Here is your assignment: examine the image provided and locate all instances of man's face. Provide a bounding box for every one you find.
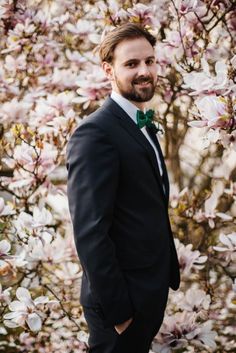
[103,37,157,108]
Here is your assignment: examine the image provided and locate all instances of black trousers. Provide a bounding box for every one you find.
[83,305,165,353]
[83,263,170,353]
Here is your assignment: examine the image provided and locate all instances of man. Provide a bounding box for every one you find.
[66,23,180,353]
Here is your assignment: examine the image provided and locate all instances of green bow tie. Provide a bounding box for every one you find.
[136,109,155,129]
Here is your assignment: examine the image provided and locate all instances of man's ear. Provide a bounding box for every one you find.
[102,61,114,81]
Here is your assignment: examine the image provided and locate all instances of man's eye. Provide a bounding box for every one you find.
[126,62,136,68]
[146,59,154,65]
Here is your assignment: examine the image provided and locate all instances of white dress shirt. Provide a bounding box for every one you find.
[110,91,163,178]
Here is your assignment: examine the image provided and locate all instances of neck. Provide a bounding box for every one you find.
[129,100,146,111]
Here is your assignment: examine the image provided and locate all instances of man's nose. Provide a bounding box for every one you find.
[137,62,150,76]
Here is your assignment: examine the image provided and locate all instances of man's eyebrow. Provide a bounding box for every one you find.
[122,56,155,64]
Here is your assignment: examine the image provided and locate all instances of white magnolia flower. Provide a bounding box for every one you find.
[186,320,217,349]
[154,312,216,352]
[54,262,81,283]
[213,232,236,276]
[0,238,27,269]
[214,232,236,253]
[15,207,52,231]
[0,239,12,269]
[0,284,12,305]
[178,287,211,315]
[25,233,68,263]
[193,181,232,228]
[4,287,50,332]
[175,239,207,276]
[0,197,15,216]
[66,19,95,36]
[0,239,11,257]
[14,207,54,242]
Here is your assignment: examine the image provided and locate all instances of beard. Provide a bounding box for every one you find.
[115,75,156,102]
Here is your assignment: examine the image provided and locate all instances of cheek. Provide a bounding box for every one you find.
[114,66,134,80]
[151,66,158,79]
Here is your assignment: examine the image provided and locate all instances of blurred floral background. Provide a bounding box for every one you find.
[0,0,235,352]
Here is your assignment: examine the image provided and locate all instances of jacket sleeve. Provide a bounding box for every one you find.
[66,121,134,328]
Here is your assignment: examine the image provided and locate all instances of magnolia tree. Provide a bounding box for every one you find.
[0,0,235,352]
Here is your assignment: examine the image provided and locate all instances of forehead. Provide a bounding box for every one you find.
[113,37,155,63]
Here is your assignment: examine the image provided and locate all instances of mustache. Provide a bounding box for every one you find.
[132,77,153,84]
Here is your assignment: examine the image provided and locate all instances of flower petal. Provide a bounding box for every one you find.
[9,300,27,312]
[3,320,20,328]
[34,296,49,305]
[3,312,20,319]
[0,240,11,254]
[26,313,42,332]
[16,287,33,306]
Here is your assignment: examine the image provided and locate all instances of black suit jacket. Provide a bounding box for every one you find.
[66,97,180,328]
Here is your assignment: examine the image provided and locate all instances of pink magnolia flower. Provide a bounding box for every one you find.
[160,30,185,62]
[38,67,78,90]
[177,287,211,317]
[0,98,32,123]
[46,91,76,114]
[0,1,13,19]
[13,141,57,176]
[65,49,87,66]
[30,91,76,128]
[175,239,207,276]
[97,0,128,24]
[127,3,159,26]
[189,95,235,130]
[4,53,27,73]
[154,312,216,352]
[11,18,36,36]
[2,18,36,54]
[73,67,111,109]
[3,287,53,331]
[182,59,231,95]
[2,170,36,191]
[30,101,57,126]
[185,320,217,350]
[177,0,204,15]
[37,111,76,135]
[34,50,56,70]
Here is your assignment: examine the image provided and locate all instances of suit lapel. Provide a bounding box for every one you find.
[146,127,170,202]
[103,98,168,204]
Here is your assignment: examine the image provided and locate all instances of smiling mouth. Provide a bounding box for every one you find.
[134,80,152,85]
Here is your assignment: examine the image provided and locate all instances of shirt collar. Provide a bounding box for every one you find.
[110,91,141,124]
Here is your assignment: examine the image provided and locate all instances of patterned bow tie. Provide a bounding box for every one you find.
[136,109,155,129]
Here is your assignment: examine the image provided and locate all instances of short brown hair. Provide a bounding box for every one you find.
[99,23,156,63]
